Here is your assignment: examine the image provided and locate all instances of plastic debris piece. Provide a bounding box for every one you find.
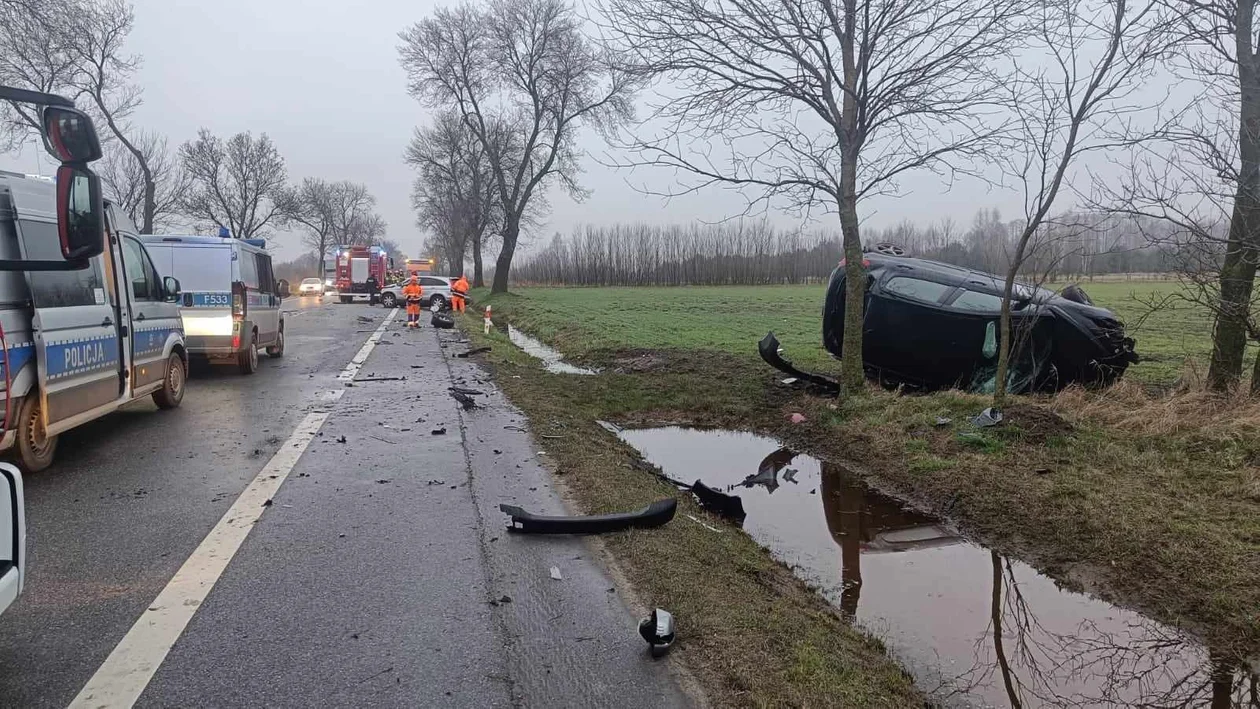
[934,417,952,427]
[549,566,563,580]
[639,608,676,658]
[691,481,746,521]
[501,498,677,534]
[431,427,447,435]
[970,407,1004,428]
[596,420,623,434]
[789,413,807,424]
[456,347,491,358]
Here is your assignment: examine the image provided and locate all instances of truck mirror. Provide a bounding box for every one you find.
[163,276,181,302]
[55,164,104,262]
[41,106,103,163]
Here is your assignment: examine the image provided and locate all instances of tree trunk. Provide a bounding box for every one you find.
[141,178,156,234]
[836,0,865,397]
[1207,235,1258,392]
[492,218,519,294]
[472,233,484,288]
[1250,337,1260,395]
[1209,6,1260,392]
[995,230,1035,406]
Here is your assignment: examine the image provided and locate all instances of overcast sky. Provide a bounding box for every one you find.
[2,0,1032,263]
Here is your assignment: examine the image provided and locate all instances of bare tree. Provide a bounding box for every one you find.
[99,129,187,232]
[1104,0,1260,393]
[0,0,77,150]
[602,0,1022,395]
[990,0,1169,404]
[398,0,635,293]
[407,111,500,281]
[178,128,288,240]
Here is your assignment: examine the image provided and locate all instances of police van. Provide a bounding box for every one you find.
[0,91,188,475]
[140,234,287,374]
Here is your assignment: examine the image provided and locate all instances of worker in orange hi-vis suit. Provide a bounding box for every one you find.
[451,275,470,314]
[402,275,424,328]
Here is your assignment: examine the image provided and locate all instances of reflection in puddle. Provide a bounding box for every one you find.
[505,325,598,375]
[619,427,1258,708]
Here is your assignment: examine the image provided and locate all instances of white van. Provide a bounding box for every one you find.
[0,174,189,472]
[140,235,287,374]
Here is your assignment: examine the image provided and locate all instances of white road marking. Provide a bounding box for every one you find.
[338,308,398,382]
[67,309,400,709]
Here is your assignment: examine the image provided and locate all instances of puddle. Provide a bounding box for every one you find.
[505,325,597,375]
[619,427,1258,708]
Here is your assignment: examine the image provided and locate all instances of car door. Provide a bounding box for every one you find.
[862,275,959,386]
[8,186,124,429]
[120,236,175,392]
[254,252,279,344]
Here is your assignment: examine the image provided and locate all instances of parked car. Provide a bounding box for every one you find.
[762,246,1138,395]
[377,276,452,309]
[298,278,323,296]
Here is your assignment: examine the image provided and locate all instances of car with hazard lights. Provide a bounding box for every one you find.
[0,87,189,475]
[140,234,288,375]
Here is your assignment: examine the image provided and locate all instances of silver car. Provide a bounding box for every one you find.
[378,276,452,309]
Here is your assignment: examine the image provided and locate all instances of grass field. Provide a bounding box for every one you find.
[480,281,1255,387]
[463,280,1260,706]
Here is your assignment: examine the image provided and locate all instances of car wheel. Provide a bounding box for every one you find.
[153,352,186,409]
[15,394,56,473]
[430,294,447,309]
[238,333,259,375]
[873,242,910,257]
[266,326,285,358]
[381,292,397,308]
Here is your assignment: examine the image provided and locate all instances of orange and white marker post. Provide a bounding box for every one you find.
[484,305,492,334]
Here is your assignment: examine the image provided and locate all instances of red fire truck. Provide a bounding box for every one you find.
[335,246,391,303]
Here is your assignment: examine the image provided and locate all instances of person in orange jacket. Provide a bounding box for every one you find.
[402,275,424,328]
[451,274,469,314]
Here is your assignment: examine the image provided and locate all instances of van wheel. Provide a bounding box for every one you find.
[238,333,259,375]
[266,327,285,358]
[153,353,186,409]
[15,395,56,473]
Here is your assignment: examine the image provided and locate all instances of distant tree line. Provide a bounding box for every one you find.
[511,210,1187,286]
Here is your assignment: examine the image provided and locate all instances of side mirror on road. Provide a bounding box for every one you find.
[163,276,181,302]
[276,279,289,299]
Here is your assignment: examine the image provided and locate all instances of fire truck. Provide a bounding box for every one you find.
[334,246,390,304]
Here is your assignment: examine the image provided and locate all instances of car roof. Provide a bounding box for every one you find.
[140,234,270,254]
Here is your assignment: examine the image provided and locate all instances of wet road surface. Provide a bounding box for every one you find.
[0,296,688,708]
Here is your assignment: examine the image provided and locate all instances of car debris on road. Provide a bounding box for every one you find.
[499,498,677,534]
[639,608,676,658]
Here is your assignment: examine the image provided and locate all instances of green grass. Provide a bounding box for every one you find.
[466,281,1260,673]
[477,280,1257,387]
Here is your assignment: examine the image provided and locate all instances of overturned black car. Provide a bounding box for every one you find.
[763,248,1138,394]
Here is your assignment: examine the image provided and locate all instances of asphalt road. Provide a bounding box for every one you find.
[0,296,689,708]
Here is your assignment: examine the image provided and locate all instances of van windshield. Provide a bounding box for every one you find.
[172,247,232,291]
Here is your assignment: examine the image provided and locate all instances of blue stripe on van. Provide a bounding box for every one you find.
[45,335,119,380]
[0,343,35,383]
[183,291,232,308]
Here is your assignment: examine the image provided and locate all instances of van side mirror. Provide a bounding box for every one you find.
[55,165,104,262]
[41,106,103,163]
[276,279,289,298]
[163,276,181,302]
